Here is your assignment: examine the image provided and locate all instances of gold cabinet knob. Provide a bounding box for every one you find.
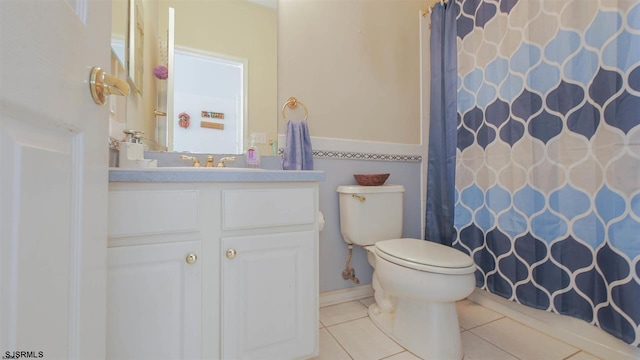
[186,253,198,264]
[226,248,237,259]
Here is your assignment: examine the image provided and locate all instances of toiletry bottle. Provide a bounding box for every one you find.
[246,135,261,168]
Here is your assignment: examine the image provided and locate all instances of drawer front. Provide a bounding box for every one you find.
[223,188,315,230]
[109,190,199,237]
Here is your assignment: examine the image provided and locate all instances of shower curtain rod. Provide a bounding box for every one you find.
[422,0,448,16]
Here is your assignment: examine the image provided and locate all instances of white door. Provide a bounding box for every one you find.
[107,242,202,360]
[222,231,317,360]
[0,1,111,359]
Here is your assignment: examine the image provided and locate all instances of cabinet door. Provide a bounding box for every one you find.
[222,231,318,360]
[107,241,201,360]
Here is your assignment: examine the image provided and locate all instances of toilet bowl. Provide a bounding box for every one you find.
[337,185,476,360]
[370,238,475,360]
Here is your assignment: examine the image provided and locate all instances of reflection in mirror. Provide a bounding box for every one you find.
[109,51,128,141]
[159,0,277,155]
[129,0,144,94]
[111,0,127,69]
[110,0,130,143]
[171,49,246,154]
[110,0,277,156]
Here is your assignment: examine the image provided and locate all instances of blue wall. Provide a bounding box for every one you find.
[314,157,422,293]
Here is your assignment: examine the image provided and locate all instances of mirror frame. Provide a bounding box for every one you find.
[127,0,144,94]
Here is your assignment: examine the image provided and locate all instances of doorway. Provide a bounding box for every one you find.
[172,48,246,154]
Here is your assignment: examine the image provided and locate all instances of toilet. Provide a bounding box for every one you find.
[337,184,476,360]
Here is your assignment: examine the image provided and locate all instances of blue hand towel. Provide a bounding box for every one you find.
[283,120,313,170]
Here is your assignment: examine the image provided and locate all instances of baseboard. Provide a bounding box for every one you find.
[468,289,640,360]
[319,284,374,308]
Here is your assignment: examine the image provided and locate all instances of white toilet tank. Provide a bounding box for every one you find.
[337,184,405,246]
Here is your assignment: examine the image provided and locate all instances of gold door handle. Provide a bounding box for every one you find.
[90,67,130,105]
[226,248,237,259]
[186,253,198,264]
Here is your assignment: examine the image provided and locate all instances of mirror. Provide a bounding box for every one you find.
[111,0,143,93]
[111,0,127,69]
[110,0,278,155]
[110,0,129,143]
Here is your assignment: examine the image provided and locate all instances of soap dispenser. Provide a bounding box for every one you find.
[118,130,157,169]
[246,134,261,168]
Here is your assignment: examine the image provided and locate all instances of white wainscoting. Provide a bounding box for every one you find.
[278,135,423,160]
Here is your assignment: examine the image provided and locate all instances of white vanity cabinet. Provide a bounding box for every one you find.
[107,180,319,360]
[107,185,208,360]
[107,241,202,360]
[220,187,318,359]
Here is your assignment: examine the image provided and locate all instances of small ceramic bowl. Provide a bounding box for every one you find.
[353,173,390,186]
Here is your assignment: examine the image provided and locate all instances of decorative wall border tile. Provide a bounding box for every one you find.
[313,150,421,162]
[277,135,423,163]
[277,148,422,162]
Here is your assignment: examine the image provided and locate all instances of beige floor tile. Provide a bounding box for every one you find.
[470,318,578,360]
[456,299,503,330]
[382,351,421,360]
[309,328,351,360]
[320,300,369,327]
[565,351,603,360]
[327,317,404,360]
[461,331,517,360]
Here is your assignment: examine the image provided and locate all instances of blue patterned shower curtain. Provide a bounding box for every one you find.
[452,0,640,346]
[425,1,457,246]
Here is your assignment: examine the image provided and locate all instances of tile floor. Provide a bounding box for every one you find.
[312,298,603,360]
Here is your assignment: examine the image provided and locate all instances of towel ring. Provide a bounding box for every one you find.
[281,97,309,121]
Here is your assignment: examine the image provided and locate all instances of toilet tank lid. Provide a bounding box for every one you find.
[336,184,405,194]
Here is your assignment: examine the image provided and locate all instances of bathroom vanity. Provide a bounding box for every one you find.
[107,168,323,359]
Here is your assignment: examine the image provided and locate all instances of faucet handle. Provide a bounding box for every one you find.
[216,156,237,167]
[180,155,201,167]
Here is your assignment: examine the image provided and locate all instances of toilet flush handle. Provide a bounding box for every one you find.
[352,194,366,203]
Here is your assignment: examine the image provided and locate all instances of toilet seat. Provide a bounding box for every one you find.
[375,238,476,275]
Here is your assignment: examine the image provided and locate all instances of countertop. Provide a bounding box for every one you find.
[109,167,325,182]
